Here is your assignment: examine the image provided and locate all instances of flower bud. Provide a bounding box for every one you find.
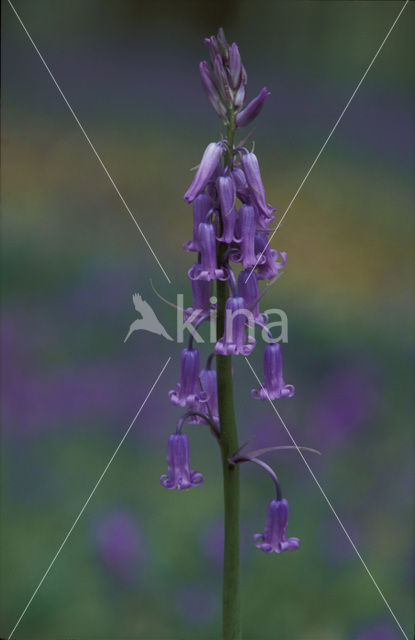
[184,142,224,203]
[235,87,271,128]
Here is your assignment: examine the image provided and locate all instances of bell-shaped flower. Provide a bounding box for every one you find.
[254,233,287,281]
[188,223,227,281]
[251,343,294,400]
[241,152,275,219]
[237,269,266,323]
[235,87,271,128]
[215,296,256,356]
[169,348,203,408]
[185,278,211,320]
[232,168,250,203]
[160,433,204,490]
[198,368,219,426]
[254,498,300,553]
[183,194,212,252]
[233,205,262,268]
[184,142,224,203]
[217,176,237,243]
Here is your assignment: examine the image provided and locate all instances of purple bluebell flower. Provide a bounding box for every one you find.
[199,61,227,122]
[254,498,299,554]
[235,87,271,128]
[169,348,202,407]
[237,269,266,323]
[160,432,204,490]
[215,296,256,356]
[188,223,227,281]
[254,232,287,280]
[217,176,237,243]
[232,168,250,203]
[198,367,219,425]
[183,193,213,252]
[251,343,294,400]
[184,142,224,203]
[241,152,275,220]
[185,278,212,319]
[233,204,261,269]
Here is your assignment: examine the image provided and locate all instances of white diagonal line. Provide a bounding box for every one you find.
[7,356,171,640]
[7,0,171,285]
[244,356,409,640]
[245,0,409,284]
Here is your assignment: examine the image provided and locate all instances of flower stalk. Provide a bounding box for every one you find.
[217,247,241,640]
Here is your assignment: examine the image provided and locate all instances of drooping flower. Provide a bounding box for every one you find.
[188,223,227,281]
[184,142,224,203]
[237,269,266,323]
[160,433,204,490]
[215,296,255,356]
[254,498,299,554]
[169,348,203,407]
[232,167,250,203]
[241,152,275,219]
[251,343,294,400]
[235,87,271,128]
[217,175,237,243]
[254,232,287,281]
[233,204,261,269]
[198,367,219,425]
[183,193,213,252]
[185,278,212,319]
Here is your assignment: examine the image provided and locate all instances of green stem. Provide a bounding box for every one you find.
[216,111,240,640]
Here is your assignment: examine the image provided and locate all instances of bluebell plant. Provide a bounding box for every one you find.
[161,28,307,639]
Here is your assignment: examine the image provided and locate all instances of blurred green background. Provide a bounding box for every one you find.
[1,1,414,638]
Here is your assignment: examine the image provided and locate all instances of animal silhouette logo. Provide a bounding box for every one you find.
[124,293,173,342]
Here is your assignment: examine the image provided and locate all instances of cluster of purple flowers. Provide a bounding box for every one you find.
[160,29,298,555]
